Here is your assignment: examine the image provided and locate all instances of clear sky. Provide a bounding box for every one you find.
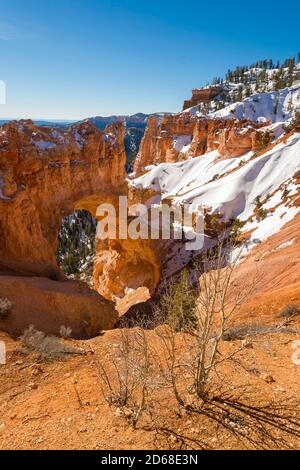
[0,0,299,120]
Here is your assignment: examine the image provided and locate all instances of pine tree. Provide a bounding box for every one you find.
[236,85,243,101]
[288,58,295,73]
[274,97,279,115]
[162,269,198,332]
[287,97,293,112]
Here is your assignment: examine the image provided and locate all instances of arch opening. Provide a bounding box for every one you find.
[56,209,97,286]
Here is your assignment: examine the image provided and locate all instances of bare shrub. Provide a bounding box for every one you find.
[277,304,300,319]
[59,325,72,338]
[156,240,255,401]
[135,241,252,417]
[95,322,162,428]
[223,323,274,341]
[19,325,83,361]
[0,298,12,320]
[254,196,268,222]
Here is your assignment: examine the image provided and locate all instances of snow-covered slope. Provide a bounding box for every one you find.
[131,132,300,250]
[209,83,300,123]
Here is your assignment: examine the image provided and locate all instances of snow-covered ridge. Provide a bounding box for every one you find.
[186,83,300,124]
[209,83,300,123]
[183,60,300,125]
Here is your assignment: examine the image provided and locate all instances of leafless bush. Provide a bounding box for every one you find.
[154,240,255,402]
[0,297,12,320]
[277,304,300,319]
[223,323,274,341]
[59,325,72,338]
[95,321,163,428]
[19,325,83,361]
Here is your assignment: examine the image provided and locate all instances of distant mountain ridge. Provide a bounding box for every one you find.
[0,119,74,128]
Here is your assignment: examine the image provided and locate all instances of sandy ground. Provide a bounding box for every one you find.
[0,319,299,450]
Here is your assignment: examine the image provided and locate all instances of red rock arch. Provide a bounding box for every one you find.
[0,119,127,279]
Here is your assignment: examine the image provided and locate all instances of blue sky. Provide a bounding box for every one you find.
[0,0,299,120]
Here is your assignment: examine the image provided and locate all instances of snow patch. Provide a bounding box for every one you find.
[209,84,300,123]
[173,135,192,152]
[0,177,10,200]
[33,140,57,150]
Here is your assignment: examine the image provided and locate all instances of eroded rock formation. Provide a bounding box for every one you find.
[134,114,268,176]
[183,86,223,110]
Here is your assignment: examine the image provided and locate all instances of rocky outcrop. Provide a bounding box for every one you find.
[0,119,166,324]
[93,229,161,304]
[133,114,195,175]
[0,119,126,278]
[183,86,223,110]
[134,114,268,176]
